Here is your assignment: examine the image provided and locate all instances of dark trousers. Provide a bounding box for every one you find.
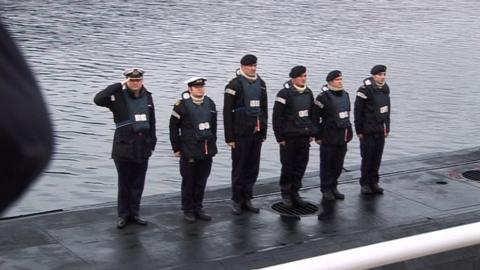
[279,137,310,199]
[360,134,385,186]
[180,157,212,212]
[231,133,263,203]
[320,143,347,192]
[114,159,148,218]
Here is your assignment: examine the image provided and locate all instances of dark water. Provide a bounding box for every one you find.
[1,0,479,217]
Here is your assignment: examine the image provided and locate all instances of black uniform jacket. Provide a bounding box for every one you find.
[223,71,268,142]
[94,83,157,162]
[169,96,218,160]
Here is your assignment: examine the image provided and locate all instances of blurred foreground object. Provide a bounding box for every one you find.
[0,20,54,213]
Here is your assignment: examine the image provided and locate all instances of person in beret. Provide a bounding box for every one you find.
[273,65,317,207]
[94,67,157,229]
[314,70,353,204]
[223,54,268,215]
[354,65,390,195]
[169,77,217,223]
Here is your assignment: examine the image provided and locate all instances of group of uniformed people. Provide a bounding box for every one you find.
[95,54,391,228]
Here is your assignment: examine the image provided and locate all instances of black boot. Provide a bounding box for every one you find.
[231,202,242,215]
[292,193,308,206]
[195,210,212,221]
[361,185,373,195]
[332,187,345,200]
[243,200,260,213]
[132,216,148,225]
[370,183,384,194]
[184,212,196,223]
[282,197,294,208]
[116,217,127,229]
[322,190,335,201]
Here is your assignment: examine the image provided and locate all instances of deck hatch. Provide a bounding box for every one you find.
[462,170,480,181]
[271,201,318,216]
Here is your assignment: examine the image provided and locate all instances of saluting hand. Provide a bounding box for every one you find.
[174,151,181,157]
[228,142,236,149]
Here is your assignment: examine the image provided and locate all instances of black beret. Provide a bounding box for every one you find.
[370,65,387,75]
[240,54,257,65]
[289,65,307,78]
[326,70,342,82]
[123,67,144,78]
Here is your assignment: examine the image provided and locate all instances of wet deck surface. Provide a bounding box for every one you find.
[1,148,480,270]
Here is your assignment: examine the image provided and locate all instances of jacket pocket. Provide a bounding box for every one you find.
[113,137,135,160]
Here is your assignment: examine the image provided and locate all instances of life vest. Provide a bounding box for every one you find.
[282,81,314,136]
[363,78,390,124]
[322,86,351,128]
[286,82,313,128]
[115,89,151,132]
[236,75,262,117]
[182,92,214,141]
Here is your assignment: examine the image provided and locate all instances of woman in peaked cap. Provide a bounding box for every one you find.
[169,76,217,223]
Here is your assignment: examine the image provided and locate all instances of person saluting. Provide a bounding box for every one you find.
[94,68,156,229]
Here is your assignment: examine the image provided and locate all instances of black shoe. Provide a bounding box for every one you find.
[282,198,294,208]
[371,183,384,194]
[116,217,127,229]
[293,195,309,206]
[184,212,196,223]
[133,216,147,225]
[317,212,332,221]
[195,210,212,221]
[361,185,373,195]
[322,190,335,201]
[243,200,260,213]
[231,202,242,215]
[332,187,345,200]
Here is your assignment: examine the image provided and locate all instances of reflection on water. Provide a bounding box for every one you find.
[1,0,479,216]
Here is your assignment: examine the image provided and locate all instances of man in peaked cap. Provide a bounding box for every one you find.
[273,65,317,207]
[354,65,390,196]
[94,67,157,229]
[314,70,353,204]
[223,54,268,215]
[169,76,217,223]
[123,67,144,79]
